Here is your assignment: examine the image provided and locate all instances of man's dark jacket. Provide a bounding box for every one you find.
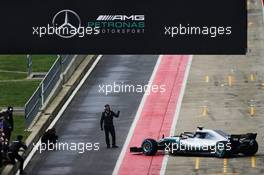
[100,110,120,129]
[9,140,27,154]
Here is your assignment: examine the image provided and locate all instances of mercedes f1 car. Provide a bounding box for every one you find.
[130,127,258,158]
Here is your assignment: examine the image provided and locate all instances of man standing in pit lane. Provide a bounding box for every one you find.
[100,104,120,148]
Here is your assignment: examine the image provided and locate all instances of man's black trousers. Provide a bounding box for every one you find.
[104,125,116,146]
[8,153,24,172]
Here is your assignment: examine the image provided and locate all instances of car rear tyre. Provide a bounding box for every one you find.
[242,140,258,156]
[215,141,231,158]
[141,139,158,156]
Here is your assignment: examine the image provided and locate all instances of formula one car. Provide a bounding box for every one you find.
[130,127,258,158]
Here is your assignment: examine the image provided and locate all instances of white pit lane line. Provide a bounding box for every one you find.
[112,55,162,175]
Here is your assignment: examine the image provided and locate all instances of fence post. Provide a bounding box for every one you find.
[41,83,44,106]
[27,54,32,77]
[58,55,62,73]
[59,55,65,82]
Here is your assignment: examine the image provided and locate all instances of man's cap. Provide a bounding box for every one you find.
[7,106,13,111]
[104,104,110,107]
[48,128,56,133]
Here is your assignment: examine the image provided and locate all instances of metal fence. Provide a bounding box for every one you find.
[25,55,74,127]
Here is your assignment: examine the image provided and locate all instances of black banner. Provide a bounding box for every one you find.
[0,0,247,54]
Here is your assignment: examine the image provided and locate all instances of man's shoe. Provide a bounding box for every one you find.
[107,145,110,149]
[20,171,26,175]
[112,145,119,148]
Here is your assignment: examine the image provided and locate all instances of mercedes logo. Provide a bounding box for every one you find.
[52,9,81,38]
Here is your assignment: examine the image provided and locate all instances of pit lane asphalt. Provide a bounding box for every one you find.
[24,55,158,175]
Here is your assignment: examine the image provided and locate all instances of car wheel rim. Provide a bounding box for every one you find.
[143,142,151,152]
[217,149,224,157]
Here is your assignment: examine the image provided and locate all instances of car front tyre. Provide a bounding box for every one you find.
[141,139,158,156]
